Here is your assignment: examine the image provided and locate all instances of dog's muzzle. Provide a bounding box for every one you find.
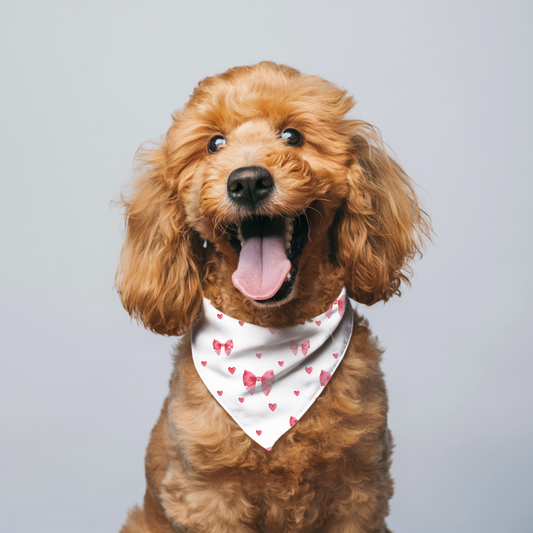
[225,166,308,303]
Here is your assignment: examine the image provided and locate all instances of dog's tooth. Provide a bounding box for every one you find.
[285,218,294,235]
[285,230,293,246]
[284,218,294,249]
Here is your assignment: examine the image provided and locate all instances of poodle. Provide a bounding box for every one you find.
[116,61,430,533]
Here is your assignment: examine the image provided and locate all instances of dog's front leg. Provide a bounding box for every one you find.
[161,458,260,533]
[161,483,259,533]
[315,492,393,533]
[314,450,394,533]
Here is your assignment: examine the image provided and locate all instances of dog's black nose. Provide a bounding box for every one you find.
[227,166,274,209]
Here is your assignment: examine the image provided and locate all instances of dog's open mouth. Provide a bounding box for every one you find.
[227,214,309,303]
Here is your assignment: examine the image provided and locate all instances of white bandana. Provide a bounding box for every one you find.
[191,288,355,450]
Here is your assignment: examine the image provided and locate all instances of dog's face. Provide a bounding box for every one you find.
[182,65,356,307]
[117,62,429,335]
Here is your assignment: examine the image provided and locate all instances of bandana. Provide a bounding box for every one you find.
[190,288,355,450]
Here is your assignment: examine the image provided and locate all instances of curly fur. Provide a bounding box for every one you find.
[117,62,430,532]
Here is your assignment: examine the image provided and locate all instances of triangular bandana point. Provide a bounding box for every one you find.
[191,288,355,449]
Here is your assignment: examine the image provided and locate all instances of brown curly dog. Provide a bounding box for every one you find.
[116,61,430,533]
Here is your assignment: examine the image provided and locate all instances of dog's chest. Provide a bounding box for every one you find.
[165,399,354,530]
[163,317,390,531]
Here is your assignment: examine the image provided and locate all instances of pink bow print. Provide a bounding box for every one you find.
[290,340,310,356]
[213,339,233,356]
[243,370,275,396]
[325,294,345,319]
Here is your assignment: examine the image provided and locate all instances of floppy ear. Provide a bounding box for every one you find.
[116,146,203,336]
[336,122,431,305]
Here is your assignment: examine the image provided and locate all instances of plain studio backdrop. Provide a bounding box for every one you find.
[1,1,531,532]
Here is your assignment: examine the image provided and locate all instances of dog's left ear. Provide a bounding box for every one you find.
[335,122,431,305]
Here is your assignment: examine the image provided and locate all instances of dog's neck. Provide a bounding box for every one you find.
[202,262,345,328]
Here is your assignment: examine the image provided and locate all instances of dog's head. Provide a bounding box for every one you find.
[117,62,430,335]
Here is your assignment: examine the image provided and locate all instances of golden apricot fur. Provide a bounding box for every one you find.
[116,62,430,532]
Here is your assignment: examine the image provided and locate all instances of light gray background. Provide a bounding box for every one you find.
[1,1,531,532]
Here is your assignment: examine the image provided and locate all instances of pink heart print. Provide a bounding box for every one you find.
[278,361,284,367]
[289,416,298,427]
[217,390,223,396]
[332,353,339,359]
[294,390,300,396]
[346,326,353,334]
[315,320,321,326]
[238,397,244,403]
[243,370,275,396]
[228,367,236,374]
[319,370,332,387]
[290,339,310,356]
[268,403,277,411]
[305,367,313,374]
[201,361,207,367]
[238,321,244,326]
[325,294,346,319]
[256,353,262,359]
[217,313,223,320]
[268,328,276,334]
[256,430,262,436]
[213,339,233,356]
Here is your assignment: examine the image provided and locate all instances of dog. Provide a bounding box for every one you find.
[116,61,430,533]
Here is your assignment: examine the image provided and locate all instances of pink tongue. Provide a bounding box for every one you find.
[232,233,291,300]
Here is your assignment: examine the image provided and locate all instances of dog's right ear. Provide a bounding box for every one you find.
[116,145,203,336]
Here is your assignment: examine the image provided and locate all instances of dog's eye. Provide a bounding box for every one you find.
[208,135,226,153]
[281,129,303,147]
